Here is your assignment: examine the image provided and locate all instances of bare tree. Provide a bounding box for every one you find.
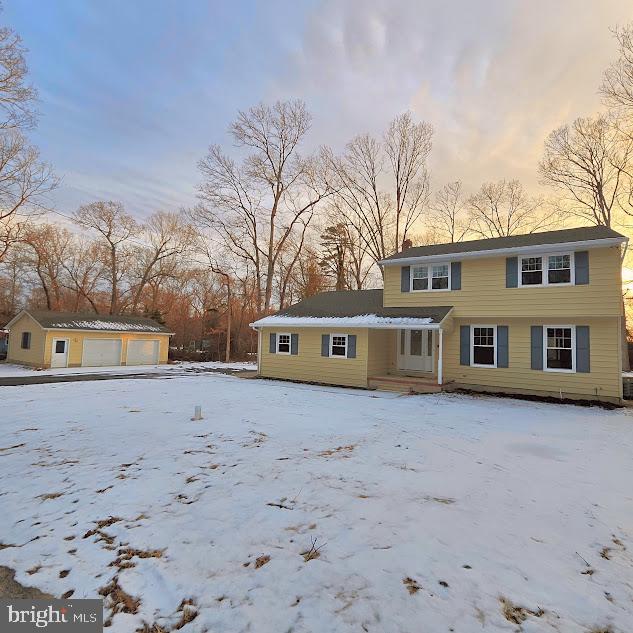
[60,239,104,313]
[73,201,137,314]
[129,211,195,311]
[539,114,633,225]
[324,112,432,267]
[467,179,550,238]
[601,23,633,116]
[384,113,433,251]
[429,181,471,243]
[324,136,392,265]
[0,22,58,261]
[24,223,71,310]
[195,100,332,313]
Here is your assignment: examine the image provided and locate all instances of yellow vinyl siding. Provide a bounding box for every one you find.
[443,317,622,401]
[367,330,396,376]
[42,330,170,367]
[6,313,46,367]
[6,312,170,368]
[383,246,623,318]
[259,328,369,388]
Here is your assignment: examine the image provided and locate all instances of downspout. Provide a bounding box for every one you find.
[250,324,261,375]
[621,237,630,373]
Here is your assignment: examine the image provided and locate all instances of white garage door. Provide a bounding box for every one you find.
[126,339,159,366]
[82,339,122,367]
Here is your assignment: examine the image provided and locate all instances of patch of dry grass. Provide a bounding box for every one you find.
[254,555,270,569]
[317,444,355,458]
[499,596,544,625]
[403,577,421,595]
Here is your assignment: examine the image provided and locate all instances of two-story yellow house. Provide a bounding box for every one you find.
[251,226,627,404]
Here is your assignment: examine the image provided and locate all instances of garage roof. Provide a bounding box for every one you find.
[8,310,172,333]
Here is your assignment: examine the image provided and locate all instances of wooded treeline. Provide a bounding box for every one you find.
[1,21,633,360]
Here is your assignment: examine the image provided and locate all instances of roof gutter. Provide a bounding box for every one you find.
[378,237,626,266]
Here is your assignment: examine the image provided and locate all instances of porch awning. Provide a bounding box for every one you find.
[251,289,453,329]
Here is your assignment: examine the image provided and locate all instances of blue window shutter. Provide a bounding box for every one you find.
[531,326,543,370]
[269,333,276,354]
[290,333,299,355]
[576,326,590,372]
[575,251,589,285]
[460,325,470,366]
[497,326,509,367]
[347,335,357,358]
[321,334,330,357]
[506,257,518,288]
[401,266,411,292]
[451,262,461,290]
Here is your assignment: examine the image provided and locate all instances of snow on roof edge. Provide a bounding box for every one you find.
[251,314,436,328]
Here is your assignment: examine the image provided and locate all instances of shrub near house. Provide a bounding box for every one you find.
[252,226,626,404]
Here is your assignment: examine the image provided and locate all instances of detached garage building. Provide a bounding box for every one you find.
[5,310,172,368]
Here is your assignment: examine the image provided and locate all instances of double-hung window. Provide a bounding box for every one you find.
[547,254,571,284]
[411,263,450,291]
[276,333,291,354]
[519,253,573,286]
[431,264,449,289]
[330,334,348,357]
[521,257,542,285]
[544,326,574,372]
[471,326,496,367]
[411,265,428,290]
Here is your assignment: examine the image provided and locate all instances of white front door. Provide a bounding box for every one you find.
[398,329,434,372]
[51,338,69,368]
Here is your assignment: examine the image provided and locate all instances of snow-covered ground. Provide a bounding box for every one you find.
[0,360,256,377]
[1,375,632,632]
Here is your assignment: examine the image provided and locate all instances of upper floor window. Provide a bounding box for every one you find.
[548,254,571,284]
[519,253,573,287]
[411,263,450,292]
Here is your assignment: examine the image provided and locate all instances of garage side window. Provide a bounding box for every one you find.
[21,331,31,349]
[276,333,291,354]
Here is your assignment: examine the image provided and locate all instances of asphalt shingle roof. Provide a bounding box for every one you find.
[25,311,171,333]
[274,289,452,323]
[382,226,626,262]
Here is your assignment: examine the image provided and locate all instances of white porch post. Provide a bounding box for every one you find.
[256,328,262,375]
[438,328,443,385]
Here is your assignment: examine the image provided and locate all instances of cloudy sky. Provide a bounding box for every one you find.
[6,0,633,219]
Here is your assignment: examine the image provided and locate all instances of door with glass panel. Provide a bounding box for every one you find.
[398,329,434,372]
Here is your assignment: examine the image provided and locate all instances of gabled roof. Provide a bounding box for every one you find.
[252,289,452,328]
[380,226,627,264]
[7,310,172,334]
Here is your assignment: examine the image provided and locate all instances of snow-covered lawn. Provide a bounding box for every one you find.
[0,360,255,377]
[1,375,632,632]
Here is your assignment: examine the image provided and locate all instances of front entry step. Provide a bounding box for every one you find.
[368,375,442,394]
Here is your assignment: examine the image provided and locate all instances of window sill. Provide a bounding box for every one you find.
[517,282,573,288]
[410,288,452,293]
